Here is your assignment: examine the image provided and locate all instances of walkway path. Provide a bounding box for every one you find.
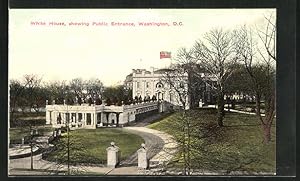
[224,108,266,116]
[9,124,177,175]
[207,104,271,117]
[120,128,164,166]
[123,127,177,165]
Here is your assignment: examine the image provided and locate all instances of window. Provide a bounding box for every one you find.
[156,82,163,88]
[137,82,140,89]
[146,82,150,88]
[87,113,91,125]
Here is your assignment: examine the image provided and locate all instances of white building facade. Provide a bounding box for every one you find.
[125,68,190,109]
[46,100,163,129]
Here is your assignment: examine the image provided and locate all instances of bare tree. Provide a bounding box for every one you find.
[160,60,209,175]
[9,79,27,125]
[162,65,188,110]
[46,80,70,104]
[193,28,238,127]
[234,14,276,143]
[85,78,104,100]
[69,78,86,101]
[174,48,205,109]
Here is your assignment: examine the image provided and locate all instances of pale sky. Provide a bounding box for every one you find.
[9,9,275,86]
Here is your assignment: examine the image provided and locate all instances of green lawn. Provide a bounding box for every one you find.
[9,125,54,141]
[147,108,276,173]
[44,128,144,165]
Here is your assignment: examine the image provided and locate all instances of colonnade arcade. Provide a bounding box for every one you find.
[47,110,122,128]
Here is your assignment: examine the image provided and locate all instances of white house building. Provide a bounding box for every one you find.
[45,68,218,129]
[125,68,190,109]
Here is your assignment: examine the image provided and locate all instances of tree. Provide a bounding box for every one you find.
[46,80,70,104]
[162,66,188,109]
[173,48,205,109]
[103,85,131,105]
[233,15,276,143]
[224,63,255,100]
[41,105,88,175]
[9,79,26,125]
[69,78,86,101]
[9,75,47,127]
[85,78,104,100]
[161,65,193,175]
[193,28,238,127]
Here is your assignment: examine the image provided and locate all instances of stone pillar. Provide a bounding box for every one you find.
[46,111,50,125]
[83,113,86,126]
[21,137,25,145]
[94,113,97,128]
[53,112,56,124]
[100,112,104,127]
[106,142,120,168]
[53,130,57,137]
[137,143,149,169]
[75,113,78,128]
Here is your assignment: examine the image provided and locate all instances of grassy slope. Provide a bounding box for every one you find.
[45,128,144,165]
[147,109,275,173]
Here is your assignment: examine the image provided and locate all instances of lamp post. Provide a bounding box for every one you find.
[30,128,34,170]
[64,99,70,175]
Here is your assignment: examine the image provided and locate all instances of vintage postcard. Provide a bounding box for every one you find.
[8,9,276,176]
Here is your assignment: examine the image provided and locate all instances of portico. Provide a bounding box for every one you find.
[46,100,161,129]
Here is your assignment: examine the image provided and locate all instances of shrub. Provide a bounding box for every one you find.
[10,119,46,128]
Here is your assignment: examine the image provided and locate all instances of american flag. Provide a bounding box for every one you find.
[160,51,171,59]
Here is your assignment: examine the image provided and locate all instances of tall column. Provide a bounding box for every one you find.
[102,113,105,124]
[46,111,50,125]
[94,113,97,128]
[92,113,94,126]
[143,80,146,98]
[83,113,86,126]
[100,112,104,123]
[152,80,155,97]
[132,81,136,98]
[53,112,56,125]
